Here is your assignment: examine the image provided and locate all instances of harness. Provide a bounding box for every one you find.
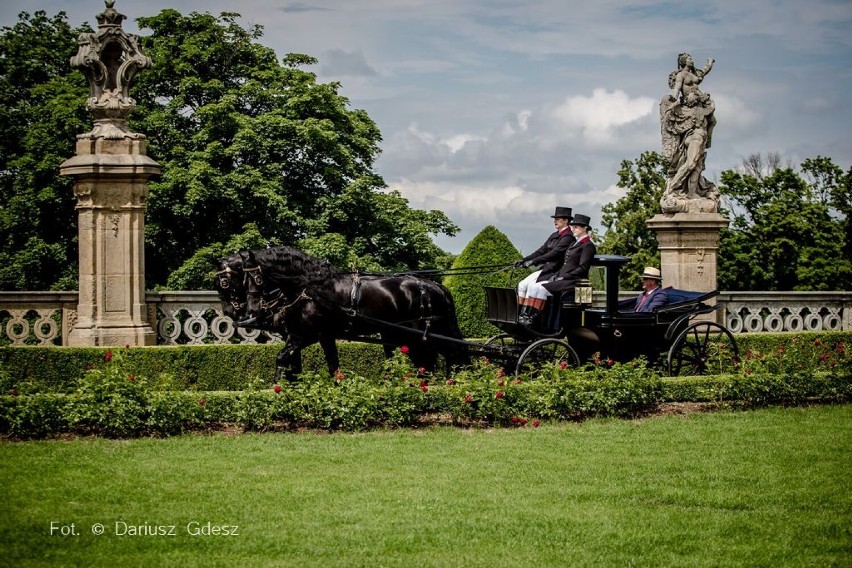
[244,265,311,320]
[214,267,246,312]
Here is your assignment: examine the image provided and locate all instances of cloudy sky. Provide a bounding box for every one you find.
[3,0,851,254]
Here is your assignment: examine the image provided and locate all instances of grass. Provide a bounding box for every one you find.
[1,405,850,567]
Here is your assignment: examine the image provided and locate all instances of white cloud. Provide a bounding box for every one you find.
[551,89,656,145]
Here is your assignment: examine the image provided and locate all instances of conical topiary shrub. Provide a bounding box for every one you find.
[444,225,526,338]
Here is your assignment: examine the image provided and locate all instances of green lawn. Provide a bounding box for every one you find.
[1,405,850,567]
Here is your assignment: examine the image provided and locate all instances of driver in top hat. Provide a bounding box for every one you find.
[513,206,576,325]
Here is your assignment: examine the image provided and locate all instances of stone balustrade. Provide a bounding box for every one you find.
[1,290,850,346]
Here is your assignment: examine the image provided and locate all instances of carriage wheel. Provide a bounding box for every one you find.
[515,338,580,376]
[484,333,520,351]
[483,333,526,363]
[667,322,739,376]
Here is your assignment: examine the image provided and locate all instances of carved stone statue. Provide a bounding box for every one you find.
[69,0,152,139]
[660,53,719,213]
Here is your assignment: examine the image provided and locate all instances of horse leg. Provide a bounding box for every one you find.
[319,336,340,375]
[275,342,302,382]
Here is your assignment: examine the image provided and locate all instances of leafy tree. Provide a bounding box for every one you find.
[596,151,665,289]
[130,10,457,289]
[0,11,90,290]
[0,10,458,291]
[718,155,852,291]
[443,225,521,338]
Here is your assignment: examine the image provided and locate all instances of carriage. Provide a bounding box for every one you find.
[214,248,739,380]
[481,254,739,376]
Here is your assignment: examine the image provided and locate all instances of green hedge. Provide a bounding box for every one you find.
[0,332,850,439]
[444,225,523,338]
[0,342,389,393]
[2,330,848,393]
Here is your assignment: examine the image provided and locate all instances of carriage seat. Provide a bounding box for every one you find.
[618,286,718,313]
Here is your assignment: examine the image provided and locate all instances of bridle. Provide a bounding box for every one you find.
[215,266,247,313]
[242,264,310,318]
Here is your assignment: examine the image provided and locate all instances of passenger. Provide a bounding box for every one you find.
[519,213,596,327]
[514,206,575,318]
[619,267,668,312]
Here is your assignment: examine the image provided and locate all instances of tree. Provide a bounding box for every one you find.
[718,154,852,291]
[130,10,457,289]
[443,225,521,338]
[0,10,458,291]
[0,11,90,290]
[596,151,665,289]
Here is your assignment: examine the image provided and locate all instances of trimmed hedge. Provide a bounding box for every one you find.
[444,225,524,338]
[0,342,389,393]
[2,330,848,393]
[0,332,849,438]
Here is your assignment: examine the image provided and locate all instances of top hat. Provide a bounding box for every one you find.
[641,267,662,280]
[569,213,592,227]
[550,206,573,219]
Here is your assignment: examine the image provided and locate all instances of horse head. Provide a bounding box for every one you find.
[213,252,249,322]
[241,249,291,326]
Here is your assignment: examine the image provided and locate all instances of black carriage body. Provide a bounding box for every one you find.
[485,255,736,375]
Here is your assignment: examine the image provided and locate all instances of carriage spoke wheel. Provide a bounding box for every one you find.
[515,338,580,376]
[667,321,739,376]
[484,333,521,353]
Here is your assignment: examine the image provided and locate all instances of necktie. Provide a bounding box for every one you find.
[635,293,649,312]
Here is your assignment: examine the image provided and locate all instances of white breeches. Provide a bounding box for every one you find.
[518,271,552,300]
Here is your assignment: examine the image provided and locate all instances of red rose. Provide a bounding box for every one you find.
[511,416,519,423]
[496,368,505,378]
[336,372,345,380]
[273,385,282,393]
[495,391,504,399]
[400,346,410,354]
[421,385,429,393]
[520,418,528,425]
[446,379,456,385]
[533,420,540,427]
[104,350,112,362]
[124,344,130,349]
[198,398,206,406]
[418,367,426,374]
[464,395,473,403]
[498,380,505,387]
[560,360,568,370]
[128,374,135,382]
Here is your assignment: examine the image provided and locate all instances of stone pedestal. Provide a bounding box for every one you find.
[60,137,160,346]
[646,212,728,293]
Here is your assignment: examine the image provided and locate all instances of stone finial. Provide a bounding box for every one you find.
[70,0,152,139]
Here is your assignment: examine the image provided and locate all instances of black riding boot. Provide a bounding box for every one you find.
[519,305,541,328]
[517,304,531,325]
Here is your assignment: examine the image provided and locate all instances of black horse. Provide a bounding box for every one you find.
[216,246,468,381]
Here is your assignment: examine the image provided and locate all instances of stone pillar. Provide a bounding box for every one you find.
[647,212,728,293]
[61,140,159,346]
[59,1,160,346]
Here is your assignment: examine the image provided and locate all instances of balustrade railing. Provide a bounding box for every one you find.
[1,290,850,346]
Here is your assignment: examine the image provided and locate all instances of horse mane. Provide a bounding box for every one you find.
[251,246,341,287]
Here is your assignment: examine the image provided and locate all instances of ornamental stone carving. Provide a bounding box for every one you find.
[69,0,152,140]
[660,53,720,214]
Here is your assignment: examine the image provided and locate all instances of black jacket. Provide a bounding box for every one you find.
[541,237,596,293]
[522,229,575,281]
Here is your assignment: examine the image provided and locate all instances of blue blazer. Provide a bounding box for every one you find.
[619,287,668,313]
